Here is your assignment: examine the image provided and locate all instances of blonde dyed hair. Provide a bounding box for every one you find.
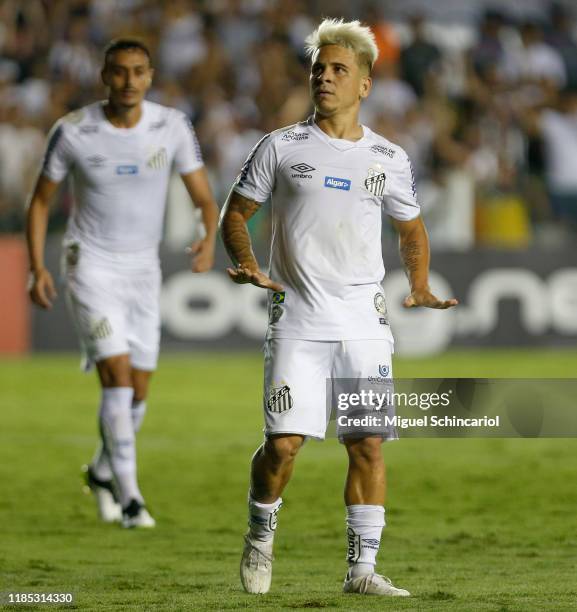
[304,18,379,73]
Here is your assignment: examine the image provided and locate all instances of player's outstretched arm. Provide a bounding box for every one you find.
[25,175,61,309]
[392,216,458,309]
[219,190,283,291]
[180,168,219,273]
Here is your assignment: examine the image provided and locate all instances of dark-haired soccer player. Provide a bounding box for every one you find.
[26,39,219,528]
[221,19,457,596]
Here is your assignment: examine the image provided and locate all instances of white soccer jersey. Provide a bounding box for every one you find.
[233,116,420,341]
[42,100,204,257]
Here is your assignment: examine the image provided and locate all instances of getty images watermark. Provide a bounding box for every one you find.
[326,379,577,438]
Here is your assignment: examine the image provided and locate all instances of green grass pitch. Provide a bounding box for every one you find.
[1,349,577,611]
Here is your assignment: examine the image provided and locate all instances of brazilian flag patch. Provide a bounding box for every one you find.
[272,292,286,304]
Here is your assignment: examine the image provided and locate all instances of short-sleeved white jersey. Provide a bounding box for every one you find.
[42,100,203,258]
[233,116,420,342]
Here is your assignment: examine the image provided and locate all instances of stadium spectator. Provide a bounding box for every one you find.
[546,3,577,89]
[504,20,567,91]
[536,88,577,227]
[400,13,442,97]
[470,9,507,78]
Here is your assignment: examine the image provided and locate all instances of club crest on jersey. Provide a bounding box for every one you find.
[89,317,113,340]
[267,385,293,413]
[324,176,351,191]
[270,304,284,324]
[147,147,168,169]
[364,165,386,197]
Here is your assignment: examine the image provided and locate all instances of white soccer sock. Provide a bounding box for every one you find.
[131,399,147,433]
[99,387,144,507]
[247,494,283,544]
[346,504,385,578]
[92,399,146,482]
[90,443,113,482]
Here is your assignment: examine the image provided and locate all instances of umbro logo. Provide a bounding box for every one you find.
[291,163,315,173]
[362,538,380,546]
[86,155,106,167]
[290,162,315,178]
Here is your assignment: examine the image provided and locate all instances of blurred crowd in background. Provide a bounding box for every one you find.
[1,0,577,251]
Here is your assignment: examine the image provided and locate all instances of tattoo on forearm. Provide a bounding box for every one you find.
[400,239,421,273]
[220,197,260,268]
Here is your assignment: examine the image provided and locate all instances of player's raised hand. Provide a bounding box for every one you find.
[29,268,57,309]
[186,239,215,273]
[403,288,458,309]
[226,266,284,292]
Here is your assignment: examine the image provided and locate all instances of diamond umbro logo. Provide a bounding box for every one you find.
[290,163,315,173]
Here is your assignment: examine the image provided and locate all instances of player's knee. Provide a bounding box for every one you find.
[264,435,303,466]
[97,356,132,388]
[346,437,383,466]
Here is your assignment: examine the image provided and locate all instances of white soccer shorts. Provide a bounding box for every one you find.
[263,339,397,441]
[63,245,161,371]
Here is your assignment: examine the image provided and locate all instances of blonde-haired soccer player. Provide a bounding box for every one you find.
[221,18,457,596]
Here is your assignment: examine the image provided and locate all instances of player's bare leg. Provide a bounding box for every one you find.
[241,434,304,594]
[342,437,409,596]
[86,355,154,528]
[251,434,304,502]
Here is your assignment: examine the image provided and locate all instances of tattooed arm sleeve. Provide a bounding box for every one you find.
[219,190,261,270]
[392,216,431,292]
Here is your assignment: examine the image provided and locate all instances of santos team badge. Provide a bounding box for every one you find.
[364,164,386,197]
[146,147,168,169]
[267,385,293,413]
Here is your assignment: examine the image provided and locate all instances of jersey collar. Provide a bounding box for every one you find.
[308,116,369,151]
[99,100,149,135]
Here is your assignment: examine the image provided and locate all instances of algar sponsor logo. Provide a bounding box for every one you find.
[324,176,351,190]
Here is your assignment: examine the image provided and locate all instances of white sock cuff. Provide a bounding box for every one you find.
[102,387,134,404]
[346,504,386,528]
[249,495,283,513]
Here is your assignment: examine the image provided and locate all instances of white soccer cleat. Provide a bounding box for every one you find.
[240,535,274,594]
[83,465,122,523]
[343,572,410,597]
[121,499,156,529]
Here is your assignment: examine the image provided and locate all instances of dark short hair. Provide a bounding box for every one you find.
[103,38,151,68]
